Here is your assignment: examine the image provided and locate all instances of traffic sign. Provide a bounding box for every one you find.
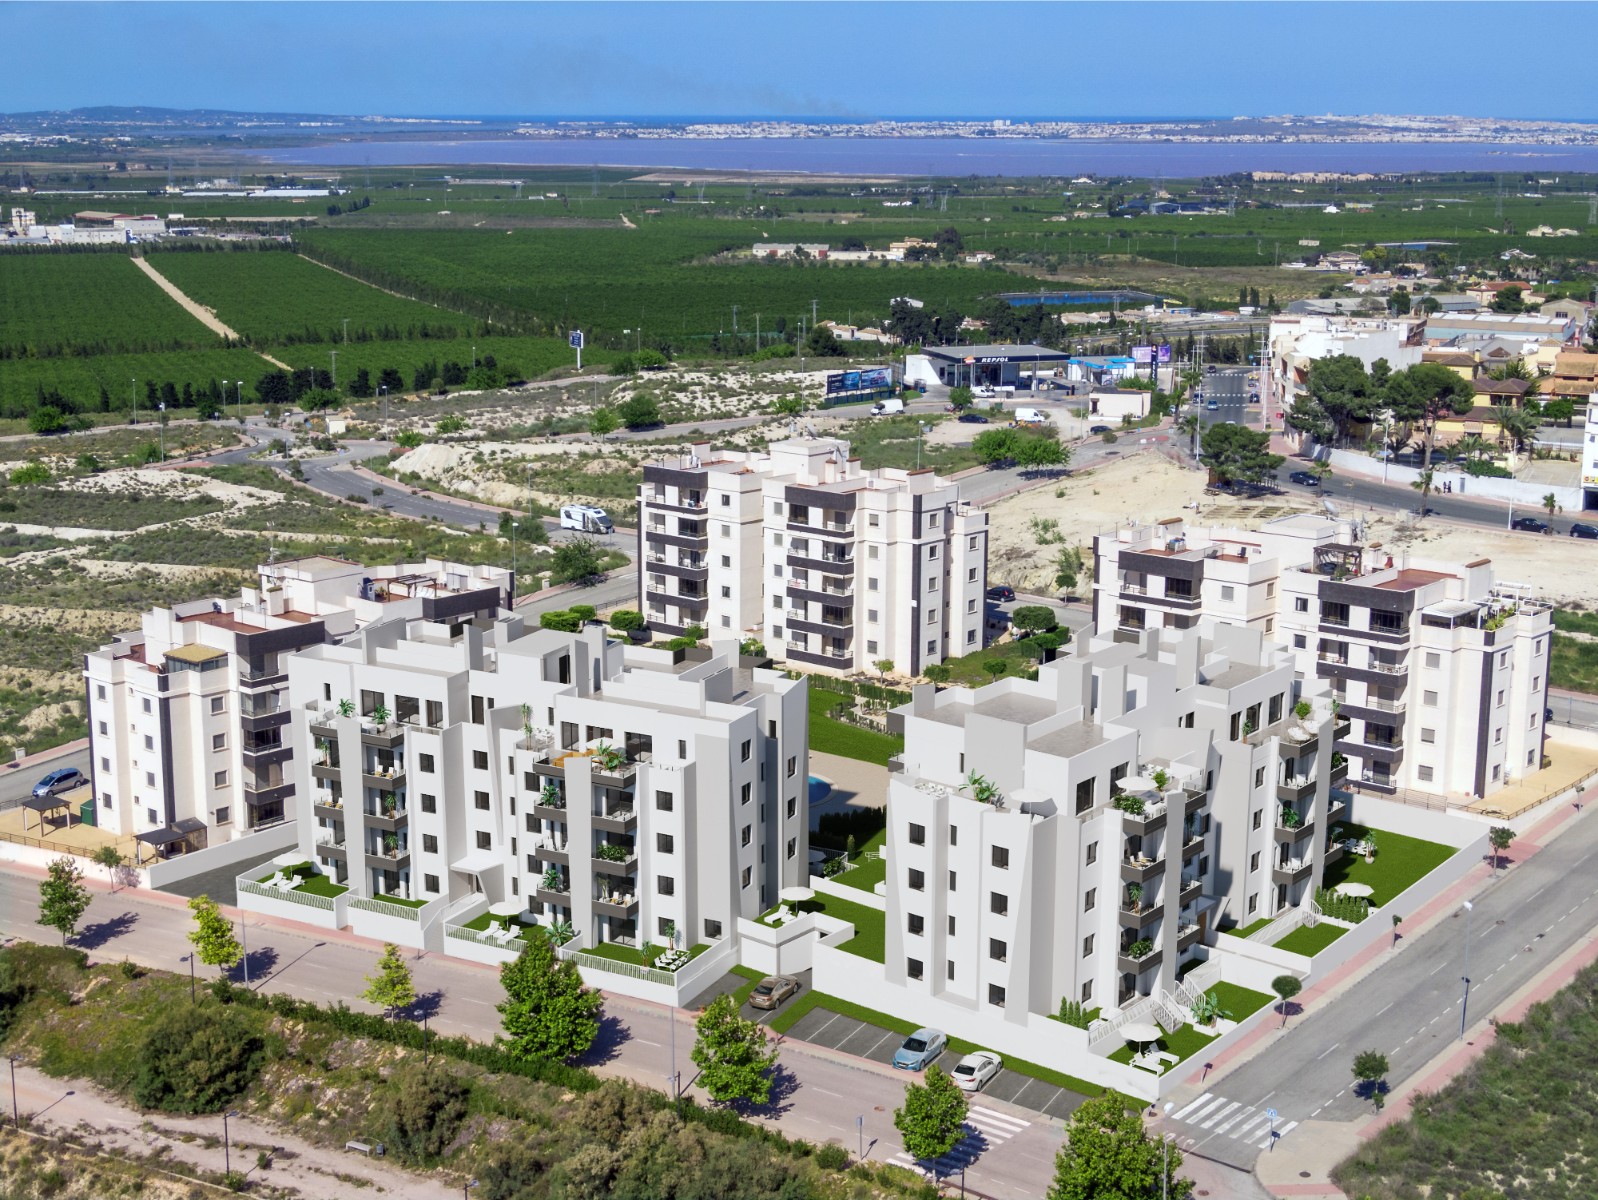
[569,330,585,350]
[1266,1108,1278,1121]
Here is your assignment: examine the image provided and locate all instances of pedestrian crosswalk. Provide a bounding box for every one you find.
[893,1105,1032,1174]
[1167,1093,1298,1150]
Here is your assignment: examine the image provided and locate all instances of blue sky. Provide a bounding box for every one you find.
[2,2,1591,121]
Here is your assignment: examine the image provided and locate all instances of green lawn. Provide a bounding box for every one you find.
[832,828,888,893]
[1221,916,1275,939]
[808,687,902,766]
[462,911,538,933]
[761,891,886,963]
[1274,921,1348,957]
[767,990,1104,1099]
[1208,981,1275,1021]
[1323,823,1458,907]
[367,892,427,909]
[727,964,767,1009]
[1548,632,1598,694]
[580,941,709,968]
[296,874,349,898]
[1108,1022,1218,1066]
[937,639,1044,688]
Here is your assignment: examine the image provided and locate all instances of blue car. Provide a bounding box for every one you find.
[32,767,87,799]
[893,1027,948,1071]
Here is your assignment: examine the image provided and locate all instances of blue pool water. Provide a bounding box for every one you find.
[808,776,831,805]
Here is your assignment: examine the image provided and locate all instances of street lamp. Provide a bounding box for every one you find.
[1459,898,1475,1039]
[465,1179,478,1200]
[8,1054,19,1128]
[236,380,245,426]
[223,1109,239,1175]
[157,403,166,462]
[181,952,196,1002]
[378,385,388,436]
[510,521,519,604]
[1160,1103,1175,1199]
[131,377,137,426]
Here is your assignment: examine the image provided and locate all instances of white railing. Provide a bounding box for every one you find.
[1303,897,1323,928]
[445,923,529,955]
[1248,907,1306,944]
[1088,992,1167,1048]
[1154,991,1186,1033]
[1175,960,1222,1010]
[350,894,424,919]
[555,934,679,987]
[237,877,337,911]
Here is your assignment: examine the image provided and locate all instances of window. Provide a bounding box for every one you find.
[475,790,490,810]
[1250,851,1260,871]
[786,796,796,819]
[471,750,488,770]
[990,892,1008,916]
[787,837,796,860]
[419,753,435,773]
[908,913,924,936]
[1252,808,1262,830]
[968,567,978,582]
[909,822,925,846]
[656,790,674,811]
[1247,893,1258,915]
[1081,980,1094,1004]
[421,794,436,813]
[476,831,491,850]
[1294,597,1309,613]
[741,866,752,888]
[1082,934,1095,958]
[144,735,154,751]
[908,958,924,981]
[705,919,723,940]
[928,545,939,561]
[721,586,731,599]
[1496,689,1506,707]
[213,770,228,789]
[866,640,878,655]
[868,545,880,560]
[97,721,107,736]
[142,698,152,714]
[1425,652,1441,669]
[1532,677,1541,692]
[988,984,1006,1008]
[1499,651,1509,668]
[96,684,105,700]
[1293,633,1307,649]
[210,696,225,714]
[1424,690,1439,706]
[991,845,1009,869]
[656,832,674,853]
[908,868,925,891]
[655,874,675,896]
[1530,712,1539,729]
[868,577,879,592]
[950,825,959,846]
[214,806,229,825]
[740,782,752,805]
[785,755,797,778]
[1075,777,1095,815]
[948,915,957,935]
[1417,765,1435,782]
[929,512,941,529]
[1420,728,1436,744]
[927,640,936,655]
[1084,887,1096,911]
[1221,585,1235,601]
[989,938,1007,962]
[948,870,957,891]
[423,834,439,853]
[1494,727,1503,745]
[1267,582,1276,598]
[740,825,751,847]
[1085,840,1097,865]
[424,874,440,894]
[1255,767,1265,788]
[145,771,155,787]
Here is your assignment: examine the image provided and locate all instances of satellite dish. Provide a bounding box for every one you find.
[1321,499,1338,519]
[805,421,821,439]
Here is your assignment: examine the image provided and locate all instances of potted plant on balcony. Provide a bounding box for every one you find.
[539,781,564,810]
[1243,718,1257,737]
[1190,990,1232,1031]
[1280,806,1303,830]
[1151,768,1170,792]
[1125,938,1154,961]
[1363,832,1378,864]
[963,771,1001,806]
[1112,793,1146,817]
[545,919,575,945]
[382,796,398,817]
[521,702,533,741]
[337,699,355,718]
[1294,699,1313,722]
[1125,883,1144,913]
[371,704,391,727]
[540,865,564,893]
[594,841,632,863]
[592,741,627,773]
[383,833,399,857]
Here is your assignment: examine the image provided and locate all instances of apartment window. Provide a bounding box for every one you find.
[144,735,154,751]
[929,512,941,529]
[1529,712,1539,729]
[1082,934,1095,958]
[721,586,731,599]
[772,501,784,516]
[1417,765,1435,782]
[423,834,438,853]
[989,938,1007,962]
[908,913,924,936]
[1499,652,1509,668]
[1494,727,1503,745]
[722,555,732,568]
[909,822,925,846]
[214,806,229,825]
[967,599,977,614]
[1493,764,1502,781]
[771,564,783,578]
[950,825,958,846]
[786,837,796,860]
[213,770,228,789]
[98,721,107,736]
[988,984,1006,1008]
[968,567,978,582]
[1084,887,1096,911]
[928,545,939,561]
[1266,618,1275,634]
[1081,980,1094,1004]
[473,750,488,770]
[927,639,936,655]
[1252,808,1262,830]
[908,958,924,981]
[1250,851,1260,872]
[96,684,105,700]
[656,790,674,812]
[866,640,878,655]
[1247,893,1258,915]
[424,874,440,894]
[658,875,675,896]
[1420,728,1436,744]
[1085,840,1097,865]
[869,514,880,526]
[1267,582,1276,598]
[947,960,956,981]
[966,630,976,644]
[145,771,155,787]
[868,577,880,592]
[142,698,152,714]
[100,794,110,810]
[1496,689,1506,707]
[1535,639,1545,657]
[1075,777,1095,815]
[1294,597,1309,613]
[740,782,752,805]
[705,919,723,940]
[210,696,226,715]
[421,794,436,813]
[419,753,435,773]
[868,545,880,560]
[949,870,957,891]
[990,892,1008,916]
[786,755,797,778]
[476,831,491,850]
[991,845,1009,869]
[656,832,674,854]
[678,740,687,759]
[786,796,797,819]
[741,866,752,888]
[908,868,925,891]
[1255,767,1265,788]
[740,739,751,762]
[1424,690,1439,706]
[1293,634,1307,649]
[147,808,157,826]
[1425,652,1441,669]
[740,825,752,847]
[475,790,490,810]
[1221,585,1235,601]
[1532,677,1541,692]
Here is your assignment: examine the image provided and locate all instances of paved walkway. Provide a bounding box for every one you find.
[1464,736,1598,818]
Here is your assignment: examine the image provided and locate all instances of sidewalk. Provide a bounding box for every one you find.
[3,737,87,774]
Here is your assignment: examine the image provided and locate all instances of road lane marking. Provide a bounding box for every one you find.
[1172,1093,1213,1121]
[1200,1101,1240,1130]
[1315,1043,1340,1060]
[1373,1002,1393,1017]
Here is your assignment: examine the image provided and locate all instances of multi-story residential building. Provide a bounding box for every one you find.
[83,556,509,863]
[881,622,1338,1020]
[1266,315,1424,411]
[1094,515,1552,800]
[285,619,809,952]
[637,438,988,676]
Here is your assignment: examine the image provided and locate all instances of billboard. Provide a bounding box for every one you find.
[1131,344,1173,364]
[825,366,894,397]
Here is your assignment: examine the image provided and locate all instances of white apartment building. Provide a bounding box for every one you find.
[1267,314,1424,409]
[84,556,510,863]
[1577,392,1598,512]
[1094,515,1552,800]
[882,622,1338,1020]
[285,620,809,952]
[637,439,988,676]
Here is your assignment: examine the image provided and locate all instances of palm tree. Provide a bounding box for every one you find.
[1310,459,1333,483]
[1453,433,1490,464]
[1493,405,1537,454]
[1411,468,1435,517]
[1543,492,1560,527]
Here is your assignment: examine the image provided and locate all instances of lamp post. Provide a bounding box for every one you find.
[157,403,166,462]
[379,385,388,436]
[510,521,519,604]
[1459,898,1475,1039]
[8,1054,19,1128]
[181,952,196,1002]
[465,1179,478,1200]
[223,1109,239,1175]
[240,914,250,985]
[131,377,137,426]
[329,350,338,391]
[236,380,245,426]
[1161,1103,1174,1199]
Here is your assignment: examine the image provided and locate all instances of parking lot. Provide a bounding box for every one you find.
[781,1003,1089,1122]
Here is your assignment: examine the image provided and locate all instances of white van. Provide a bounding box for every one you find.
[1013,408,1049,427]
[870,397,905,416]
[559,504,614,534]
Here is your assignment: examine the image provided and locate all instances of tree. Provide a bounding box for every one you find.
[803,323,844,357]
[551,536,606,585]
[1492,405,1537,453]
[383,1063,469,1162]
[1543,397,1575,427]
[1542,492,1560,525]
[1410,468,1435,517]
[608,609,646,636]
[589,407,619,437]
[497,930,603,1062]
[1488,825,1515,872]
[873,659,895,682]
[37,857,90,945]
[1385,362,1476,468]
[948,385,975,411]
[922,663,952,685]
[690,993,780,1105]
[378,366,406,394]
[349,367,374,399]
[540,609,582,633]
[1271,974,1302,1027]
[90,844,126,891]
[1304,354,1378,444]
[297,388,340,414]
[1047,1091,1186,1200]
[1389,287,1412,315]
[1352,1050,1390,1110]
[894,1064,967,1167]
[194,393,223,421]
[1012,605,1059,634]
[75,453,101,475]
[28,406,67,435]
[133,1002,265,1113]
[983,658,1008,681]
[363,942,416,1017]
[1490,285,1525,314]
[772,395,804,417]
[616,394,661,429]
[1200,422,1284,486]
[187,894,242,976]
[255,370,294,408]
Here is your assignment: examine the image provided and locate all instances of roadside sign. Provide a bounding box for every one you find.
[1266,1108,1278,1121]
[569,330,585,350]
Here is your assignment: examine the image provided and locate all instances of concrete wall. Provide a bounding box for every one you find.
[568,934,739,1006]
[236,877,349,931]
[1324,448,1581,510]
[146,820,299,888]
[809,872,886,911]
[1343,795,1484,846]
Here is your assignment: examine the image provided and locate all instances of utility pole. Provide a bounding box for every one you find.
[342,317,349,344]
[131,377,137,425]
[329,350,337,391]
[811,298,819,326]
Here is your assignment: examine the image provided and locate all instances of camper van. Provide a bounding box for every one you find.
[869,397,905,416]
[1012,408,1049,427]
[559,504,614,534]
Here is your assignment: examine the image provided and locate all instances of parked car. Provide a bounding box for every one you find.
[986,585,1015,602]
[32,767,87,799]
[1288,470,1320,487]
[1089,424,1112,435]
[958,412,989,424]
[951,1050,1003,1092]
[748,975,800,1011]
[892,1028,948,1071]
[1511,516,1551,533]
[1570,523,1598,539]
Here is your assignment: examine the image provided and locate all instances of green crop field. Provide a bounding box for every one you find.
[0,252,221,357]
[271,331,604,387]
[145,246,475,346]
[0,345,275,419]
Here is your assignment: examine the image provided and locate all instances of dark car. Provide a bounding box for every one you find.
[958,412,989,424]
[1288,470,1320,487]
[1570,523,1598,539]
[1206,364,1218,374]
[1511,516,1551,534]
[986,585,1015,602]
[1089,424,1112,435]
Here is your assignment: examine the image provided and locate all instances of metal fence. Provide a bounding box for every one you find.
[349,894,424,919]
[445,923,528,955]
[237,877,337,912]
[556,940,677,987]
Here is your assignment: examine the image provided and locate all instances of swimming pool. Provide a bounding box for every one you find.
[807,775,832,805]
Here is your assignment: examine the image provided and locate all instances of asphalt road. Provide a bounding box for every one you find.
[0,748,91,813]
[1197,366,1252,432]
[1162,804,1598,1171]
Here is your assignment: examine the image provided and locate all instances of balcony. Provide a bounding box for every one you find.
[1181,832,1205,861]
[241,740,291,768]
[1329,758,1350,785]
[591,850,639,878]
[787,552,855,576]
[1116,799,1167,834]
[1179,876,1202,904]
[1183,789,1208,814]
[1271,857,1313,885]
[592,805,637,832]
[1120,854,1165,884]
[787,517,855,538]
[786,644,852,669]
[1177,923,1203,953]
[1117,945,1163,975]
[594,891,638,917]
[365,846,411,872]
[311,762,341,782]
[243,779,292,808]
[535,884,571,909]
[1277,775,1317,802]
[1274,813,1315,843]
[312,796,343,819]
[1324,841,1347,866]
[787,582,854,606]
[363,769,407,791]
[364,805,408,831]
[313,837,346,860]
[1119,901,1164,927]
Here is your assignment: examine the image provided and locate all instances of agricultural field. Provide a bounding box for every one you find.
[0,344,273,421]
[145,246,476,345]
[270,330,601,388]
[0,251,220,359]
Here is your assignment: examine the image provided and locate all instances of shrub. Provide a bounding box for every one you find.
[132,1002,265,1113]
[383,1063,470,1163]
[608,609,645,634]
[814,1144,850,1170]
[540,610,582,633]
[568,604,596,623]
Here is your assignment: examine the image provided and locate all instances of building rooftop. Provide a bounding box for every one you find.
[922,343,1074,362]
[1027,721,1109,759]
[1375,568,1454,591]
[923,690,1061,729]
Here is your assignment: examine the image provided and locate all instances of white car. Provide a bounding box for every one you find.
[950,1050,1003,1092]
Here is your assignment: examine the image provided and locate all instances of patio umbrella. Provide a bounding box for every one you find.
[489,899,524,917]
[1119,1022,1163,1055]
[779,885,815,918]
[1119,774,1159,792]
[272,851,304,866]
[1334,882,1375,898]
